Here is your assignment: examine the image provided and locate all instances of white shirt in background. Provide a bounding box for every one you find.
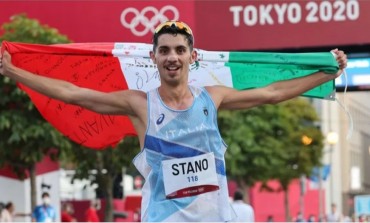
[231,200,255,222]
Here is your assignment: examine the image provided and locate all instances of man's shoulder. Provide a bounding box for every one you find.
[34,205,55,210]
[232,201,254,209]
[34,205,42,210]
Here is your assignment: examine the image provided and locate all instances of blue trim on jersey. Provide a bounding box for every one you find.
[145,135,226,175]
[146,175,197,221]
[145,134,203,157]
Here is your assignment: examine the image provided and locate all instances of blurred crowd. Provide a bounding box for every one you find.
[1,198,369,222]
[0,196,101,222]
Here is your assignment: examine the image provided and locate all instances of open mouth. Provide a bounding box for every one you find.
[166,66,180,71]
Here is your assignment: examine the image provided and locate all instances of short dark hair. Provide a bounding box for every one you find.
[42,192,50,198]
[152,24,194,52]
[5,202,13,209]
[233,190,244,201]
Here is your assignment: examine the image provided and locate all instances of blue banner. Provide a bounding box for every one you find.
[336,58,370,90]
[310,165,331,182]
[355,195,370,216]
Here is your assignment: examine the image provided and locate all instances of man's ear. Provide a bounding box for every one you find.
[190,50,197,63]
[150,51,156,64]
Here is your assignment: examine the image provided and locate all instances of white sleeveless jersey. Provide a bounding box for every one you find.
[133,85,236,222]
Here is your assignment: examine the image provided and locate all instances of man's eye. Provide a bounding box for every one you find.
[160,49,168,54]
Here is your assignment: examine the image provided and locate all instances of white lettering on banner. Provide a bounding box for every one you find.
[120,5,179,36]
[348,60,370,69]
[230,0,360,27]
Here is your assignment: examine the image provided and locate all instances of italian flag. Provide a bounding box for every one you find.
[1,41,338,149]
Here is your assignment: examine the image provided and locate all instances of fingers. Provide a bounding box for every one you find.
[3,50,10,59]
[332,49,347,70]
[337,51,347,70]
[0,51,10,66]
[331,48,338,54]
[0,51,10,74]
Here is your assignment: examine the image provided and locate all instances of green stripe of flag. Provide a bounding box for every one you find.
[226,52,338,100]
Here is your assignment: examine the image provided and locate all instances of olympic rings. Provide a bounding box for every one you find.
[121,5,179,36]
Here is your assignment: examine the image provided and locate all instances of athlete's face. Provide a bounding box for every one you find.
[150,34,197,85]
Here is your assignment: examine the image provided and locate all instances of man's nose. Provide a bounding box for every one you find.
[167,50,178,61]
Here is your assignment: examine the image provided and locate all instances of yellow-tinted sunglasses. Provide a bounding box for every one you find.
[154,20,193,36]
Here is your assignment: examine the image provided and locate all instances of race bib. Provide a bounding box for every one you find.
[162,152,219,199]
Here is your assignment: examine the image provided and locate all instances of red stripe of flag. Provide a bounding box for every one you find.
[3,41,137,149]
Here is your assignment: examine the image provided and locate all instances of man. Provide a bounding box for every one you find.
[85,199,100,222]
[0,201,30,222]
[31,192,56,222]
[0,21,347,221]
[231,190,254,222]
[60,202,76,222]
[295,211,305,222]
[326,203,343,222]
[0,202,14,222]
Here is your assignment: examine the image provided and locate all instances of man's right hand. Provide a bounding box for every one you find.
[0,50,11,76]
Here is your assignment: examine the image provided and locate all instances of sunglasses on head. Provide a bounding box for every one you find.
[154,21,193,36]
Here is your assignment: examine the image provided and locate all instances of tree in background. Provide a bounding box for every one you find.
[0,13,70,43]
[0,14,142,221]
[0,14,72,211]
[65,136,140,222]
[219,97,324,221]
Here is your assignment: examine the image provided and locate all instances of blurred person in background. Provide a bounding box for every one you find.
[61,202,76,222]
[326,203,343,222]
[295,211,305,222]
[231,190,254,222]
[266,215,274,222]
[0,202,13,222]
[0,201,30,222]
[32,192,57,222]
[307,214,316,222]
[85,199,100,222]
